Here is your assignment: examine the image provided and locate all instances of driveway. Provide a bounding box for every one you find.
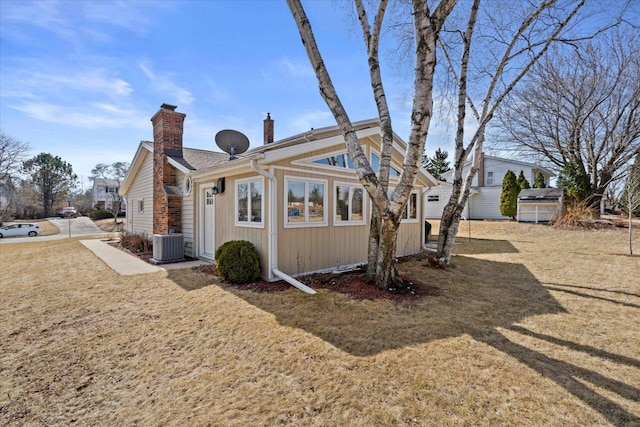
[0,217,108,244]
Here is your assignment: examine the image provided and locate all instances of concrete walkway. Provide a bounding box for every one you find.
[80,239,210,276]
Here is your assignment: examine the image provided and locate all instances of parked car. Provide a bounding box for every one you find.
[0,223,42,238]
[59,207,78,218]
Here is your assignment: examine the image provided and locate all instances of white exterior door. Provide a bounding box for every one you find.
[200,186,216,259]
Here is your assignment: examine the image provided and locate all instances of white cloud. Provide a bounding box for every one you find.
[286,110,334,135]
[10,101,148,130]
[139,61,194,106]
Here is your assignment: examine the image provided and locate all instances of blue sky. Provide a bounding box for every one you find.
[2,0,442,188]
[2,1,633,188]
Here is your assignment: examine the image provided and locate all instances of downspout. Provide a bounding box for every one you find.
[250,158,317,294]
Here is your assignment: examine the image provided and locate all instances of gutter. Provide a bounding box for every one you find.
[250,158,317,295]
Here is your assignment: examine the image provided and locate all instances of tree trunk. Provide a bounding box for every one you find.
[366,206,382,282]
[373,217,401,289]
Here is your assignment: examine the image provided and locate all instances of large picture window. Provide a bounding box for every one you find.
[285,177,327,227]
[335,182,365,225]
[236,177,264,227]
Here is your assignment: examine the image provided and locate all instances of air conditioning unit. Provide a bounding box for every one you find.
[151,233,185,264]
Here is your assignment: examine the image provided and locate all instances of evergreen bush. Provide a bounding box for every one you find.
[88,209,115,220]
[533,171,546,188]
[215,240,261,284]
[500,170,519,219]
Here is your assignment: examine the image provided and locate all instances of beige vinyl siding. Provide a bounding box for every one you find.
[210,173,270,277]
[125,151,153,236]
[271,141,426,276]
[178,171,195,257]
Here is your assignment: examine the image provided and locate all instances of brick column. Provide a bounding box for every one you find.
[151,104,186,234]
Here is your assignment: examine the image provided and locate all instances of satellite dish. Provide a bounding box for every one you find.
[215,130,250,160]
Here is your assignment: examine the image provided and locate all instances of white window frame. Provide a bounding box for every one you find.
[235,176,265,228]
[387,188,419,223]
[370,150,401,178]
[137,199,144,213]
[284,176,328,228]
[427,195,440,202]
[486,171,494,186]
[333,181,367,226]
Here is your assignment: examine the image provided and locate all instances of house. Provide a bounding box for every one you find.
[92,178,124,211]
[120,104,437,283]
[423,153,554,220]
[517,188,564,223]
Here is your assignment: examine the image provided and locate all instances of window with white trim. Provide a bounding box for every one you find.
[486,171,494,186]
[285,177,327,227]
[427,195,440,202]
[334,182,365,225]
[371,152,400,177]
[236,177,264,227]
[138,200,144,213]
[387,189,419,222]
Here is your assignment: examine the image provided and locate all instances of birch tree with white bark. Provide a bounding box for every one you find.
[432,0,611,264]
[287,0,457,289]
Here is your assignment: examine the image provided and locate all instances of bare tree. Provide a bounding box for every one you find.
[288,0,457,289]
[433,0,598,264]
[0,131,30,219]
[496,29,640,211]
[622,155,640,255]
[91,162,129,222]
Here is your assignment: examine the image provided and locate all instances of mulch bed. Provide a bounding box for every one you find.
[108,237,440,302]
[194,264,440,302]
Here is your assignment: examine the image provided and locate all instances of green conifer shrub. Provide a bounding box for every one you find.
[500,170,519,219]
[215,240,261,284]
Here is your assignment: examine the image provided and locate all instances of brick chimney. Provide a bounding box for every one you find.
[151,103,186,234]
[477,151,485,187]
[263,113,274,144]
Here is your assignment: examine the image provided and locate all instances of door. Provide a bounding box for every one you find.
[201,186,216,258]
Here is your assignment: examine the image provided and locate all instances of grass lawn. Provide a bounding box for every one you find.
[1,221,638,426]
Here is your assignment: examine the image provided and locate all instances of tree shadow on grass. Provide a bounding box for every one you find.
[451,238,520,255]
[474,329,640,426]
[167,254,640,425]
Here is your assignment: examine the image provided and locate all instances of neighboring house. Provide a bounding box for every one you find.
[424,153,554,220]
[93,178,124,211]
[120,104,437,282]
[517,188,564,223]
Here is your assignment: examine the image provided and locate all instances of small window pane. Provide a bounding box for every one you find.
[372,153,380,173]
[351,188,364,221]
[237,183,248,222]
[288,182,305,222]
[251,181,262,222]
[408,193,417,219]
[336,186,350,221]
[308,183,324,222]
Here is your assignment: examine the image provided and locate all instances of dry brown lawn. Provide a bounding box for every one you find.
[1,221,638,426]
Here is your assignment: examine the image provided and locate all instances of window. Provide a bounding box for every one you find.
[138,200,144,213]
[387,189,419,222]
[335,182,365,225]
[285,177,327,227]
[313,153,354,169]
[236,177,263,227]
[403,192,418,221]
[371,153,401,177]
[486,171,494,186]
[427,195,440,202]
[106,186,118,193]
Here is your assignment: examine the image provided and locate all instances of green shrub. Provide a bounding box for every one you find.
[215,240,261,284]
[89,209,115,220]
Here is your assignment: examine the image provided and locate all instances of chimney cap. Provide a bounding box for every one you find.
[161,103,177,111]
